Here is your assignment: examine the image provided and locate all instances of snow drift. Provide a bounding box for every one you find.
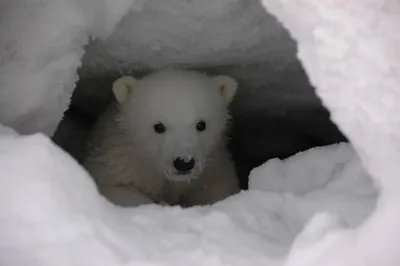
[0,0,400,265]
[0,126,376,266]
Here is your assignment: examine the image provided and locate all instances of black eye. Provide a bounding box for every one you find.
[154,123,166,134]
[196,120,206,132]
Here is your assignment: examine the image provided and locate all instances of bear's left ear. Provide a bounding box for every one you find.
[112,76,137,104]
[212,75,238,105]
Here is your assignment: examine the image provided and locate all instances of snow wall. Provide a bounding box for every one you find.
[0,0,400,265]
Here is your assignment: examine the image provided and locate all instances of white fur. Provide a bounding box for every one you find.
[84,69,239,207]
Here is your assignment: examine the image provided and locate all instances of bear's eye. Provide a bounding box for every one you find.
[153,123,166,134]
[196,120,206,132]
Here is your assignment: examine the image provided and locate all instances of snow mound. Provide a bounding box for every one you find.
[0,0,135,135]
[0,125,376,266]
[261,0,400,265]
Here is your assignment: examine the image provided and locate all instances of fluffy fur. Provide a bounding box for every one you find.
[83,69,240,207]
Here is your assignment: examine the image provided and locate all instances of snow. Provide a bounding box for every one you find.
[0,0,135,135]
[260,0,400,265]
[1,0,301,136]
[250,144,357,194]
[81,0,296,78]
[0,124,376,266]
[1,0,400,265]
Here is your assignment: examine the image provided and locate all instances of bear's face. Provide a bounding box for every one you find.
[113,69,237,182]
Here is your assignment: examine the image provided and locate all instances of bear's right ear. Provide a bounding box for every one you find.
[212,75,238,105]
[112,76,137,104]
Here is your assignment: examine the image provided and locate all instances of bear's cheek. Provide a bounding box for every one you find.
[197,131,218,153]
[129,129,163,155]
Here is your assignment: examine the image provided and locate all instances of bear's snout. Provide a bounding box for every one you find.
[173,157,195,174]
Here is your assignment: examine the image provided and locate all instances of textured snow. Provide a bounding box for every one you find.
[0,0,299,136]
[0,125,376,266]
[1,0,400,265]
[261,0,400,265]
[0,0,135,135]
[81,0,296,78]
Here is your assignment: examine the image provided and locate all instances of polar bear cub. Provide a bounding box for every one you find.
[84,69,240,207]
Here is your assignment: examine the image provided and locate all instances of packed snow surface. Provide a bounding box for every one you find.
[0,126,376,266]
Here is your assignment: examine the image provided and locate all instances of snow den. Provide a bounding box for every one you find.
[1,0,399,265]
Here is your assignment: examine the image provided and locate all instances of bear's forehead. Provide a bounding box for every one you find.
[133,89,221,121]
[134,88,214,114]
[139,74,214,94]
[127,70,227,124]
[132,73,223,109]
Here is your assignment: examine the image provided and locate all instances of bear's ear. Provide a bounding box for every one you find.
[212,75,238,105]
[112,76,137,104]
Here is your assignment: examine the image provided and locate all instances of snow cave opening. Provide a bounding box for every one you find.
[2,0,396,264]
[52,0,347,191]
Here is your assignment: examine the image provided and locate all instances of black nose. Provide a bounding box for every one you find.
[173,157,195,173]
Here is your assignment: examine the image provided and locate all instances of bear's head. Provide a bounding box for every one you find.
[112,69,237,182]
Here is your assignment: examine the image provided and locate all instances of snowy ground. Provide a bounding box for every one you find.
[0,125,376,266]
